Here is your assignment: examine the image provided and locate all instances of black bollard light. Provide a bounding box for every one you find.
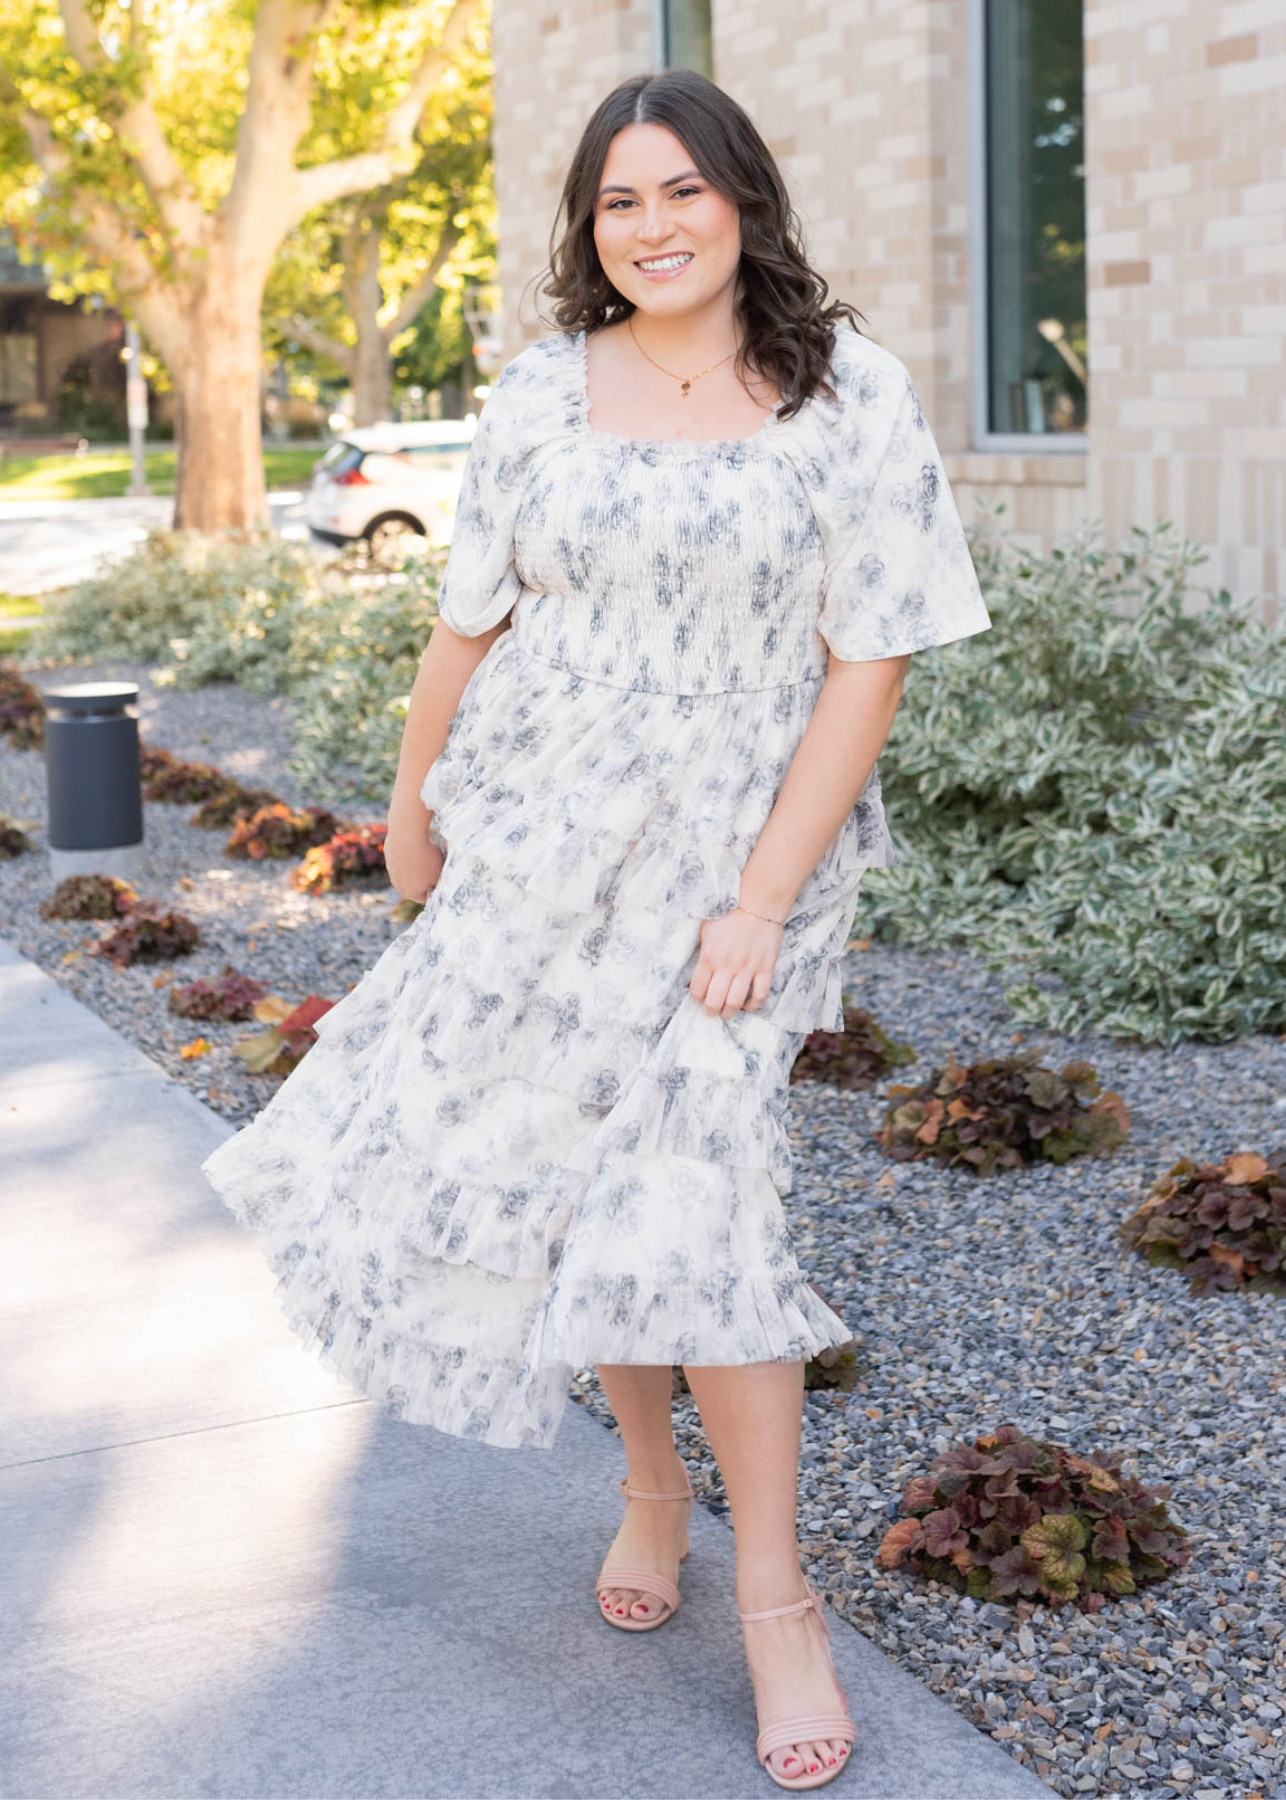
[41,681,146,882]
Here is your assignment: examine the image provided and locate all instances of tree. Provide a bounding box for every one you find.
[269,117,492,426]
[0,0,486,531]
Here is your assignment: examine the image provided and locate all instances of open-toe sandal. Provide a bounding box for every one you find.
[594,1473,693,1632]
[738,1581,857,1790]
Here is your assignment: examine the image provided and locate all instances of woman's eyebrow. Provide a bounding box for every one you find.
[596,168,702,198]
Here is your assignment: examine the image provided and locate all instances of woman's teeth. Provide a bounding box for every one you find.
[636,253,693,274]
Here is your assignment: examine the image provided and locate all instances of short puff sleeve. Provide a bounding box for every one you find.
[434,341,570,637]
[811,336,992,663]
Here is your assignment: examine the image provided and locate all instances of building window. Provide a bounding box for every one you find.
[979,0,1086,440]
[653,0,712,78]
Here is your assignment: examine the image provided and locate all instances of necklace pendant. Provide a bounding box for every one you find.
[680,379,691,397]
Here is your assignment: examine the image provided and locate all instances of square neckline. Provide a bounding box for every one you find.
[571,327,784,455]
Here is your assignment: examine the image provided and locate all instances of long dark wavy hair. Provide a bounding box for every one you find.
[537,69,868,422]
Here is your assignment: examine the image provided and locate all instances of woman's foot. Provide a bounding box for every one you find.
[596,1459,692,1625]
[738,1576,853,1783]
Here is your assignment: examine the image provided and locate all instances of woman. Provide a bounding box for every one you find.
[201,68,991,1793]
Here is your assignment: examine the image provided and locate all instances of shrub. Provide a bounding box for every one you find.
[40,873,138,919]
[167,965,270,1023]
[33,530,321,672]
[0,813,34,858]
[30,530,443,811]
[292,823,388,894]
[854,518,1286,1046]
[790,999,916,1087]
[877,1424,1193,1610]
[875,1048,1130,1175]
[92,903,200,968]
[140,743,239,805]
[1121,1149,1286,1296]
[224,803,344,861]
[0,660,44,749]
[189,782,285,830]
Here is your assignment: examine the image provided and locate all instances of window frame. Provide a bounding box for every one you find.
[967,0,1087,456]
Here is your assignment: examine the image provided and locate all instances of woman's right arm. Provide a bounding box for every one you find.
[384,615,512,903]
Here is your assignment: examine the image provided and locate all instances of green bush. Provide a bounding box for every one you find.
[31,530,443,809]
[858,518,1286,1046]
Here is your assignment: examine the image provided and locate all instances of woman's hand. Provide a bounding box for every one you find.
[384,793,445,904]
[689,905,785,1019]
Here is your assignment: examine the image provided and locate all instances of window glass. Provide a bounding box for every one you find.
[985,0,1087,436]
[662,0,712,77]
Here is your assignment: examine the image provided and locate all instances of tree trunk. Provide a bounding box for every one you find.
[171,271,269,532]
[348,221,393,427]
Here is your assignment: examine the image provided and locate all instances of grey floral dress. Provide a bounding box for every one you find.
[200,323,992,1450]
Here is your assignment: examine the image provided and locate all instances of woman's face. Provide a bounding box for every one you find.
[591,122,741,319]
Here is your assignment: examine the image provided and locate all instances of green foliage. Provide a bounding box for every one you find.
[167,965,270,1024]
[858,518,1286,1046]
[292,822,388,894]
[0,812,35,858]
[875,1047,1130,1176]
[40,873,138,920]
[31,530,443,809]
[789,999,916,1088]
[878,1424,1193,1611]
[0,660,44,749]
[92,902,200,967]
[36,531,325,672]
[1122,1149,1286,1297]
[224,803,344,862]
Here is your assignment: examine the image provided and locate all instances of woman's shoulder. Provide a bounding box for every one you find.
[477,331,582,444]
[815,323,916,428]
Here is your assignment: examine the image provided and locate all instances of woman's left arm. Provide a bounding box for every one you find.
[688,650,911,1019]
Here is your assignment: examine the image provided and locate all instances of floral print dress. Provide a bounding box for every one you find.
[200,323,992,1450]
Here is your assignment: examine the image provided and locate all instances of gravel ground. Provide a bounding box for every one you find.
[3,661,1284,1800]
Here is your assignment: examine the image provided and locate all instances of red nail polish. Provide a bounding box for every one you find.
[839,1747,848,1756]
[809,1764,820,1772]
[828,1759,837,1766]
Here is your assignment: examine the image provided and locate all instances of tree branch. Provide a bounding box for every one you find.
[278,315,356,372]
[222,0,335,249]
[384,0,484,148]
[284,0,484,231]
[380,224,463,342]
[56,0,207,249]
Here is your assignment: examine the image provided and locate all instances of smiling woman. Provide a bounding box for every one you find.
[200,65,992,1796]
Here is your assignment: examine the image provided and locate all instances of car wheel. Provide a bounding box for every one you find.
[365,514,425,566]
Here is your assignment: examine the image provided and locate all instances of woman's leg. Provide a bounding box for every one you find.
[683,1361,850,1781]
[594,1363,692,1623]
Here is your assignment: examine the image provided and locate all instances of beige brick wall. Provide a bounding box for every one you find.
[492,0,1284,613]
[1084,0,1286,617]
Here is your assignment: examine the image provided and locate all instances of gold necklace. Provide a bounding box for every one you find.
[627,315,738,397]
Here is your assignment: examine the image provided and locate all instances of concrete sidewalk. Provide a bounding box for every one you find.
[0,937,1051,1800]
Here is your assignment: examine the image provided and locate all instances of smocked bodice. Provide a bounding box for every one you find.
[510,430,829,694]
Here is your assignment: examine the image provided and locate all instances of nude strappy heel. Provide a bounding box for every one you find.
[738,1581,858,1790]
[594,1473,693,1632]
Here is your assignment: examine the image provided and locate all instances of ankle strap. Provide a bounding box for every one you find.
[617,1475,693,1502]
[739,1586,817,1624]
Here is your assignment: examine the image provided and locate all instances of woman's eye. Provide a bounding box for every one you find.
[605,186,702,211]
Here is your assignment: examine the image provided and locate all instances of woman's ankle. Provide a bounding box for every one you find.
[623,1448,688,1491]
[735,1555,810,1612]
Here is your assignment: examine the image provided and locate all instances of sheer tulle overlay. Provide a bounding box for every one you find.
[200,324,991,1449]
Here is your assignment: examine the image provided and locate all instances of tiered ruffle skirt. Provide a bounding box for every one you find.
[200,634,894,1448]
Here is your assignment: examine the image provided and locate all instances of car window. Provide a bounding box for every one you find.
[397,443,473,471]
[316,442,364,477]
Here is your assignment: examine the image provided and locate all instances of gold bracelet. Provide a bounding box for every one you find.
[736,901,786,928]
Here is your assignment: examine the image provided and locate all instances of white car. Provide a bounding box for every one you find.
[305,418,478,562]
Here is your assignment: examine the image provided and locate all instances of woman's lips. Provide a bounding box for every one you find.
[634,252,694,281]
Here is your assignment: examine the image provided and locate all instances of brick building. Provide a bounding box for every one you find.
[491,0,1284,615]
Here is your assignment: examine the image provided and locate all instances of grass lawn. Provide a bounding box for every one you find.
[0,447,324,501]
